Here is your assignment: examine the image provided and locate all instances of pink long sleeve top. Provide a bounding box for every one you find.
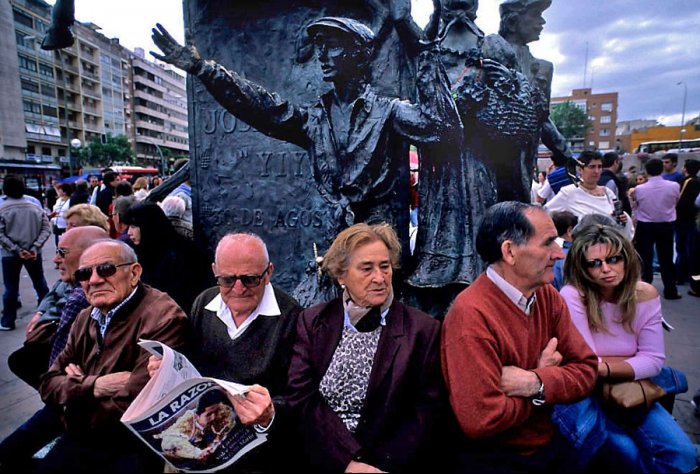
[560,285,665,379]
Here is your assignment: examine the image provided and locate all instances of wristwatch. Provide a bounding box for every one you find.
[532,378,545,406]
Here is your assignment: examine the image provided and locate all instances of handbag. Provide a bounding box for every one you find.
[601,379,666,409]
[600,379,666,427]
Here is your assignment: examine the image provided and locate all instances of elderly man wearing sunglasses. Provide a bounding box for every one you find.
[37,239,189,472]
[148,232,301,472]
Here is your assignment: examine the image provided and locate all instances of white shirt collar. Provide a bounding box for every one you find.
[204,283,280,340]
[486,266,536,315]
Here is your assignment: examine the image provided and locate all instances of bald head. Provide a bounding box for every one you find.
[215,233,269,265]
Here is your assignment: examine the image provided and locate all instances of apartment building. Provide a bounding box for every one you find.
[551,88,618,152]
[2,0,188,184]
[129,48,188,169]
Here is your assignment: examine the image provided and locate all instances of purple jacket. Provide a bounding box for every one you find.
[286,298,445,472]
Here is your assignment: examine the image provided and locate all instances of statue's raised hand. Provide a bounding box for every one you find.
[150,23,202,74]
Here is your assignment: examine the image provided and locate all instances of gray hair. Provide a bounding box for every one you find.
[160,196,186,219]
[215,233,269,264]
[84,239,138,264]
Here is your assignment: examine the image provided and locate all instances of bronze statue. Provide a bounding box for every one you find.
[378,0,544,315]
[152,11,460,305]
[486,0,576,188]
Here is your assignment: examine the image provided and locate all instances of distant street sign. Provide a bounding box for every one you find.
[59,156,69,163]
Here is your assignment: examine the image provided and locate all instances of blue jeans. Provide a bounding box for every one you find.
[1,253,49,327]
[603,402,696,473]
[553,368,696,473]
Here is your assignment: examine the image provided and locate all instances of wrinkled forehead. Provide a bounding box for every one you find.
[79,243,121,266]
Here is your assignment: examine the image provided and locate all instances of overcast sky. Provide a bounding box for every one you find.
[58,0,699,126]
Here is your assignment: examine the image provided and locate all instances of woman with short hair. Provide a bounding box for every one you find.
[286,223,446,473]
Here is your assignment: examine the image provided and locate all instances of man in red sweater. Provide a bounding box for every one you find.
[442,201,597,473]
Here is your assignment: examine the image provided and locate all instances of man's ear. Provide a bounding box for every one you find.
[501,240,516,266]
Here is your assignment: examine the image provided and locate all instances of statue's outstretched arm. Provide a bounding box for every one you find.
[151,23,203,74]
[150,23,309,149]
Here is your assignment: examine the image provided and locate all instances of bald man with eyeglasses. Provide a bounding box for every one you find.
[148,232,301,472]
[37,239,189,472]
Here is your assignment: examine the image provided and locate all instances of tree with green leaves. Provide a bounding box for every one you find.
[550,101,591,140]
[76,134,135,168]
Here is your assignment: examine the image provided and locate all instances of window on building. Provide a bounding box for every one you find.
[43,105,58,117]
[41,83,56,98]
[35,20,48,33]
[599,141,610,149]
[23,100,41,114]
[601,103,613,112]
[21,78,40,94]
[39,63,54,78]
[13,9,33,28]
[42,147,51,156]
[18,54,37,72]
[600,128,610,137]
[600,116,611,124]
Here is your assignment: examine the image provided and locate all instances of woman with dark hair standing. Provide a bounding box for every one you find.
[122,202,208,311]
[559,224,695,472]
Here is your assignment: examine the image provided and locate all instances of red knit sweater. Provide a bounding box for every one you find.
[441,274,597,452]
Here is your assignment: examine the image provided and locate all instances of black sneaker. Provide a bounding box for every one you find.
[664,293,682,300]
[0,324,15,331]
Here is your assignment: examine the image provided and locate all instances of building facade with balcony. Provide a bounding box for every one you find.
[129,48,189,172]
[2,0,188,187]
[551,88,619,152]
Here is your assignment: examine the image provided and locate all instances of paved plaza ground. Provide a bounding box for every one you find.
[0,237,697,450]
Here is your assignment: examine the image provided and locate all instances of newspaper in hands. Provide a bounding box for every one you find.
[121,340,267,473]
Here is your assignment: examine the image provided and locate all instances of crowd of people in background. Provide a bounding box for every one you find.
[0,149,697,473]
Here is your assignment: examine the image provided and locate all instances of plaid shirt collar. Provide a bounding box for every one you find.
[89,285,140,338]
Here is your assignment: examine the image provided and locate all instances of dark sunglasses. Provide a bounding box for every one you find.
[215,265,269,289]
[74,262,134,282]
[56,247,71,258]
[585,255,624,269]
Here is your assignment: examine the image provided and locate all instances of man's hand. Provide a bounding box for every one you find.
[150,23,202,74]
[65,363,85,380]
[25,312,42,335]
[18,250,36,260]
[499,366,540,398]
[147,355,162,379]
[537,337,562,368]
[228,384,274,427]
[93,371,131,398]
[345,460,386,473]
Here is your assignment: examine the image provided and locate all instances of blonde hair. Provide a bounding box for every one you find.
[564,224,640,333]
[133,177,148,191]
[323,223,401,280]
[64,204,110,232]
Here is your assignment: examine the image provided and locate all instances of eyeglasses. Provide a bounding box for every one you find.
[215,265,270,289]
[74,262,134,282]
[585,255,624,269]
[56,247,71,258]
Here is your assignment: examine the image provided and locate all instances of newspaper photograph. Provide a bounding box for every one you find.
[121,341,267,473]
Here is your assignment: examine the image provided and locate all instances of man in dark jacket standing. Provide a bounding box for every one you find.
[675,159,700,289]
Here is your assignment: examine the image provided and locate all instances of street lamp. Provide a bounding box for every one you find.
[138,135,167,175]
[70,138,81,174]
[677,81,687,151]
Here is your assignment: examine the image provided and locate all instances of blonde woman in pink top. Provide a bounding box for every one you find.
[560,224,695,473]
